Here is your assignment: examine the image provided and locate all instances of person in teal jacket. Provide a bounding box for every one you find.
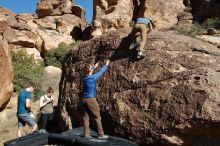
[17,82,37,137]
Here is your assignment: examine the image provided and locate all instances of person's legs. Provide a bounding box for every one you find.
[81,100,90,137]
[128,25,139,47]
[83,112,90,137]
[139,23,148,52]
[48,112,54,121]
[17,115,25,137]
[19,113,38,134]
[17,127,22,138]
[85,98,104,136]
[41,113,48,130]
[30,124,38,133]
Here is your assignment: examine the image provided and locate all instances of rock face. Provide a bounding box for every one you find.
[177,11,193,27]
[198,34,220,47]
[91,0,185,37]
[58,29,220,145]
[42,66,62,101]
[0,40,13,111]
[91,0,133,37]
[36,0,73,18]
[0,4,86,110]
[191,0,220,19]
[0,4,87,54]
[72,5,86,23]
[137,0,185,28]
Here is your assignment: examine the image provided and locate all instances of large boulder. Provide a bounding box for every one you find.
[62,0,73,14]
[0,4,86,54]
[0,7,17,34]
[32,14,86,51]
[72,5,87,24]
[36,0,73,18]
[91,0,185,37]
[56,14,86,39]
[35,28,73,51]
[24,30,44,52]
[177,11,193,27]
[16,14,36,23]
[58,29,220,145]
[27,48,41,60]
[36,0,54,18]
[42,66,62,103]
[2,27,17,42]
[10,36,35,48]
[137,0,185,29]
[16,14,39,30]
[0,14,8,34]
[3,28,38,48]
[91,0,133,37]
[32,13,86,51]
[33,18,56,30]
[198,35,220,47]
[191,0,220,19]
[0,7,17,27]
[0,40,13,111]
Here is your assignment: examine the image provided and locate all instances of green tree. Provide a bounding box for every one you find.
[44,42,69,68]
[12,50,44,100]
[44,41,81,68]
[202,17,220,29]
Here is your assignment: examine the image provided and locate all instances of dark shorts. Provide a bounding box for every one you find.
[17,113,36,128]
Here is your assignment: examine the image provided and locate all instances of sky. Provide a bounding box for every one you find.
[0,0,93,22]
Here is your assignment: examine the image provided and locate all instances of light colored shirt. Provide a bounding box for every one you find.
[136,17,151,26]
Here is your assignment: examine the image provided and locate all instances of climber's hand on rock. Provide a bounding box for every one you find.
[105,59,110,65]
[94,61,99,68]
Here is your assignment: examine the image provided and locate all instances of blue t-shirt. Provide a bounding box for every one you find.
[17,90,32,114]
[136,17,151,26]
[82,65,108,98]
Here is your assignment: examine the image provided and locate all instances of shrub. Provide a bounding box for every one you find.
[129,21,135,27]
[44,42,69,68]
[44,41,81,68]
[202,17,220,29]
[184,6,192,12]
[12,50,44,100]
[175,25,203,37]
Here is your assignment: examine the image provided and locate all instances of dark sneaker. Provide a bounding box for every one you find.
[85,135,93,139]
[98,134,109,139]
[137,51,145,59]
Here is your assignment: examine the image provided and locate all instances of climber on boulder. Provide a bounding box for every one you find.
[128,17,153,59]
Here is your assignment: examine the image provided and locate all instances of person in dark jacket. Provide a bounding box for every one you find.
[80,59,110,139]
